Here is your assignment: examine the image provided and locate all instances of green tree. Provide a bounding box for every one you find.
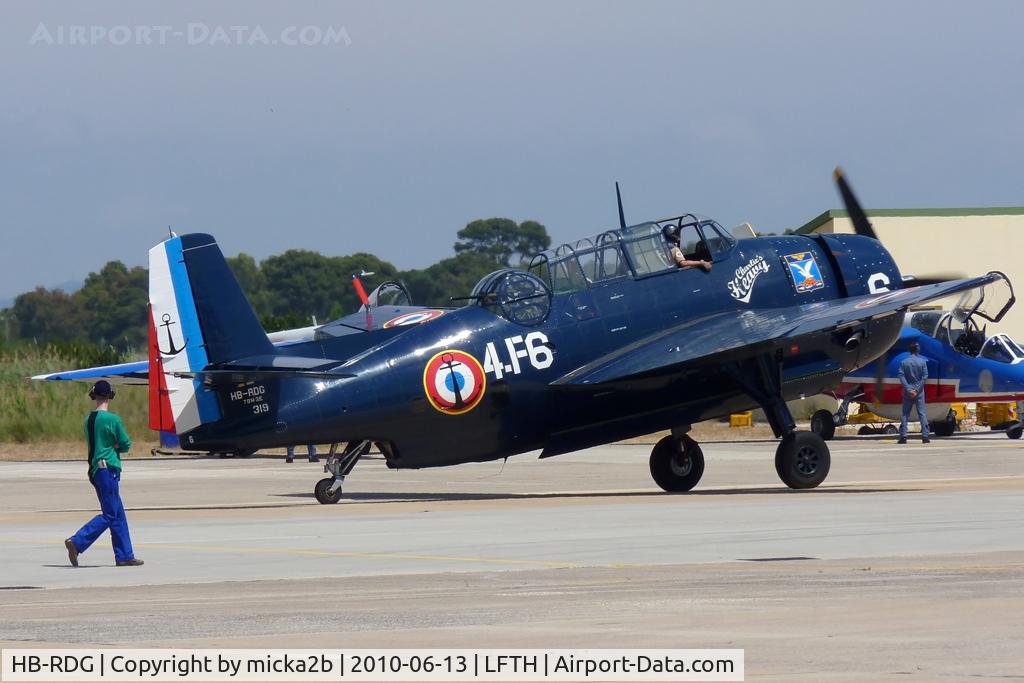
[226,253,269,316]
[454,218,551,266]
[76,261,149,350]
[400,252,500,307]
[11,287,89,345]
[260,250,399,321]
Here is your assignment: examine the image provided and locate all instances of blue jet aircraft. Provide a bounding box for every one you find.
[809,277,1024,439]
[32,172,1005,502]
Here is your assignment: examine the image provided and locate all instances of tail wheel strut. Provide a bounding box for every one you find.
[314,440,371,504]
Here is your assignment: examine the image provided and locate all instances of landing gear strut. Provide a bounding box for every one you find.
[730,351,831,490]
[314,440,371,504]
[650,431,705,492]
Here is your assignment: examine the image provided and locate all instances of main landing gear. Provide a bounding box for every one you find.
[314,440,371,504]
[650,430,705,492]
[650,353,831,492]
[734,352,831,490]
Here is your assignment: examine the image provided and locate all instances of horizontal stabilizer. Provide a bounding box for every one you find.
[168,369,355,382]
[29,360,150,385]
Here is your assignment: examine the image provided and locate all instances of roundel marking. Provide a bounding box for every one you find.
[384,309,445,328]
[423,349,486,415]
[979,369,994,393]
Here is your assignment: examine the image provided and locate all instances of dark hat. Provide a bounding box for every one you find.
[662,224,680,243]
[89,380,115,400]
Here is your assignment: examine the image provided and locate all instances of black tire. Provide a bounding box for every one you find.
[857,426,875,436]
[1008,424,1023,440]
[883,424,898,435]
[775,432,831,489]
[810,410,836,441]
[649,435,705,492]
[314,478,343,504]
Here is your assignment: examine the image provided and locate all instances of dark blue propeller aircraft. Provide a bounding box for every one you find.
[34,171,1002,502]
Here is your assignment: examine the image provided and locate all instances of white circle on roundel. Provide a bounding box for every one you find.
[433,360,477,405]
[979,369,994,393]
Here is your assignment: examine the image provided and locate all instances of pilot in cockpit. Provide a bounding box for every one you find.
[663,225,712,272]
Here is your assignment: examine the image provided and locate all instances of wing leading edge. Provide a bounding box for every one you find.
[551,274,1003,388]
[29,360,150,386]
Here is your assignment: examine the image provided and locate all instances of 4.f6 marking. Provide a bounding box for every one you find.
[483,331,553,380]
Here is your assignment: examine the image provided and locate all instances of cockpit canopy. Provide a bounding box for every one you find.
[526,215,736,293]
[470,268,552,326]
[909,309,1024,364]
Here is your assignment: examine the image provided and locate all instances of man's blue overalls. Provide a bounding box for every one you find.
[70,412,135,562]
[899,353,931,440]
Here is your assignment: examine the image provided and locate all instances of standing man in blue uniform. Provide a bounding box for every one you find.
[64,380,144,567]
[898,342,931,444]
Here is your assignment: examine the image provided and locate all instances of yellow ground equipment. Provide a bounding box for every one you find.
[729,411,753,428]
[975,402,1015,428]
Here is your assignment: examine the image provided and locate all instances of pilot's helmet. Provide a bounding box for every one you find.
[662,224,680,244]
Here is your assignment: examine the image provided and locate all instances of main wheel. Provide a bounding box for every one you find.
[810,409,836,440]
[649,435,705,492]
[775,432,831,489]
[314,478,343,504]
[1007,424,1023,440]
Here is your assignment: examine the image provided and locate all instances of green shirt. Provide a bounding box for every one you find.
[84,410,131,477]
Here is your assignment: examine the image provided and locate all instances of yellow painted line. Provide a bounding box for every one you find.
[0,537,578,569]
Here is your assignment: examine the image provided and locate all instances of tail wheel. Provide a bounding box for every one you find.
[883,424,899,435]
[649,435,705,492]
[810,410,836,440]
[775,432,831,489]
[314,478,343,504]
[857,426,875,436]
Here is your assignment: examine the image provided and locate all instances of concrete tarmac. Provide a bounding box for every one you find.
[1,435,1022,681]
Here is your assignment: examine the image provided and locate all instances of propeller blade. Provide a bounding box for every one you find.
[874,356,887,409]
[833,167,878,240]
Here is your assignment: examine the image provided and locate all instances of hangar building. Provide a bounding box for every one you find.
[794,207,1024,342]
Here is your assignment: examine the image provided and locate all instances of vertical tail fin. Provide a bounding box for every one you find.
[148,233,273,434]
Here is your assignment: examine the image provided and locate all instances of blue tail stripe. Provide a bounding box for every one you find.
[164,238,221,424]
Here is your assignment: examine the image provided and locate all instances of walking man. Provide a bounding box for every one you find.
[898,342,931,444]
[64,380,143,567]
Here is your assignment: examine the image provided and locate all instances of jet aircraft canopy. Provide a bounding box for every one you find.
[526,214,737,294]
[908,290,1024,365]
[953,270,1015,325]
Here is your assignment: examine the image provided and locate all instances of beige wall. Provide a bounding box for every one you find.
[814,214,1024,341]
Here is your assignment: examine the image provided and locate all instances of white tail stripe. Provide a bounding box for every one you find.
[148,238,213,433]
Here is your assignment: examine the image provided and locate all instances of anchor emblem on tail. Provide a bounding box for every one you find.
[158,313,188,356]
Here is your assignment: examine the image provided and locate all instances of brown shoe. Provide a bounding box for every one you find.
[64,538,78,567]
[116,558,144,567]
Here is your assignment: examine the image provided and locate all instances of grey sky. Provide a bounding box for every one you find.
[1,1,1022,301]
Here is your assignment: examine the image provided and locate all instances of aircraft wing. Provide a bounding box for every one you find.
[28,360,150,386]
[552,274,1002,387]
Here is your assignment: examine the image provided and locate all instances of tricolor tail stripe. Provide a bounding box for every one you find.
[147,303,175,433]
[148,236,222,434]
